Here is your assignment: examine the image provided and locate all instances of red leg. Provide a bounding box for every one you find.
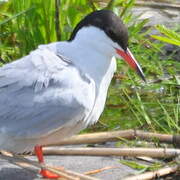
[34,145,60,179]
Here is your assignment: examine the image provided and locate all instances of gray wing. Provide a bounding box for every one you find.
[0,46,95,139]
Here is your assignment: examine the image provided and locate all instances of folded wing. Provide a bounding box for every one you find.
[0,46,95,139]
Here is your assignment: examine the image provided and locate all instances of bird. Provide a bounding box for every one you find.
[0,10,145,179]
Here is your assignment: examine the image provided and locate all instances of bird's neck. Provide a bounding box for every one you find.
[58,41,114,84]
[57,27,116,85]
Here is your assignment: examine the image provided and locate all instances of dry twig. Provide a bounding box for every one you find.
[0,151,100,180]
[84,166,119,175]
[45,129,180,147]
[124,165,179,180]
[43,147,180,158]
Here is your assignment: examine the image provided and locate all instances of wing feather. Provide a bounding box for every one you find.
[0,46,95,139]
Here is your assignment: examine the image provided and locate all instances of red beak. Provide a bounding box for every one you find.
[115,48,146,82]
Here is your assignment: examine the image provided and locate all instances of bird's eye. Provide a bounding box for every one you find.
[106,28,116,41]
[106,28,114,36]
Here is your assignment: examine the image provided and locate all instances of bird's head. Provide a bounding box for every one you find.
[69,10,146,82]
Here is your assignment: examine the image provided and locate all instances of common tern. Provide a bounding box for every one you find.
[0,10,145,178]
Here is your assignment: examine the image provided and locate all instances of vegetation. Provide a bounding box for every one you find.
[152,25,180,46]
[0,0,179,135]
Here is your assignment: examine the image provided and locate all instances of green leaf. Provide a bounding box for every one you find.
[151,35,180,46]
[0,7,34,26]
[119,160,148,170]
[156,25,180,41]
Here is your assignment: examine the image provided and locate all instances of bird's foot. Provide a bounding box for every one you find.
[40,169,60,179]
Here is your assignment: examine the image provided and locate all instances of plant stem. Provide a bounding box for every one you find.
[106,0,115,10]
[55,0,61,41]
[88,0,97,11]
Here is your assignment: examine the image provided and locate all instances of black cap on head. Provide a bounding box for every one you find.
[69,10,128,51]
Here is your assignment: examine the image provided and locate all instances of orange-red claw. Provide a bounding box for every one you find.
[40,169,60,179]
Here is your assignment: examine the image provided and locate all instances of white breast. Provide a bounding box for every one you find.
[87,57,116,125]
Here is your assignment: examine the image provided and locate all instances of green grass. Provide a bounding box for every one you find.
[0,0,179,134]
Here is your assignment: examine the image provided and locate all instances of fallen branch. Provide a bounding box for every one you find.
[43,147,180,158]
[45,129,180,148]
[124,165,179,180]
[84,166,119,175]
[0,151,100,180]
